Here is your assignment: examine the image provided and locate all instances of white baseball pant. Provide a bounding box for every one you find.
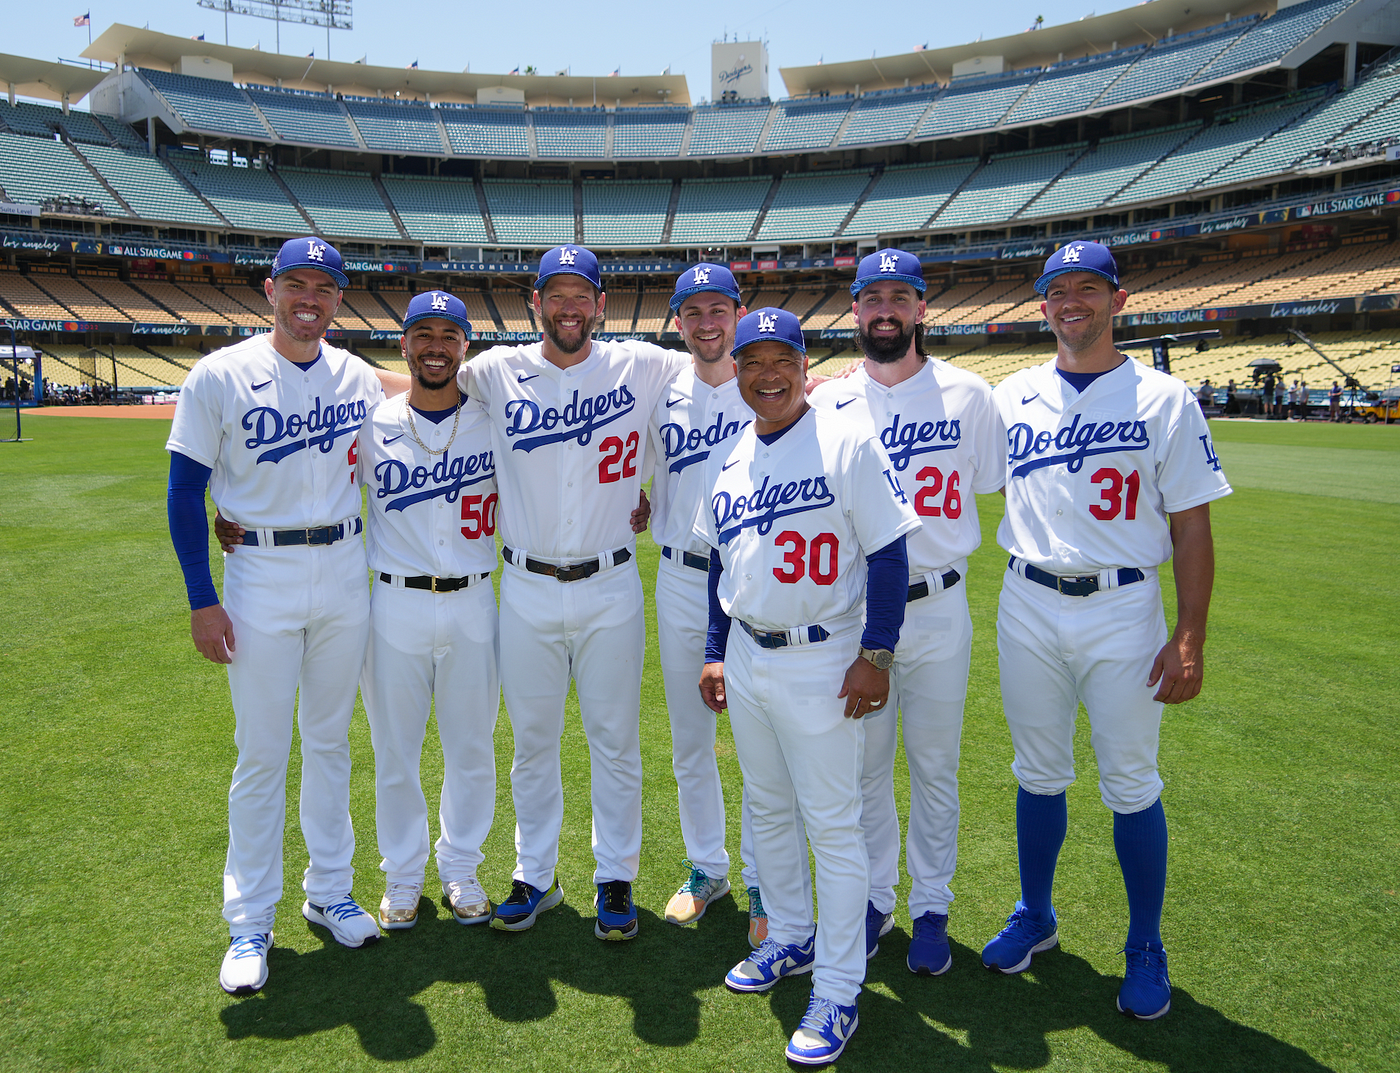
[725,623,865,1007]
[220,537,370,934]
[655,555,757,888]
[863,574,972,918]
[997,569,1168,814]
[499,561,645,888]
[361,578,499,887]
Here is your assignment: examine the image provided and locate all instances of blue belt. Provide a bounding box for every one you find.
[907,568,961,602]
[738,620,830,650]
[243,517,362,547]
[1012,556,1145,598]
[663,546,710,572]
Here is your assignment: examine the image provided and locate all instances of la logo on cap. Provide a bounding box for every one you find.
[879,252,899,272]
[559,247,577,266]
[306,241,326,262]
[693,266,710,284]
[1062,244,1085,264]
[431,293,448,310]
[758,312,777,333]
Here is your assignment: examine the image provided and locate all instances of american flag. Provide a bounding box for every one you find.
[73,12,90,26]
[407,60,418,70]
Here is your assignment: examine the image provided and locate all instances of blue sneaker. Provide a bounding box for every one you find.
[865,900,893,959]
[1118,941,1171,1019]
[594,880,638,941]
[784,992,859,1065]
[490,878,564,932]
[907,911,952,976]
[981,901,1058,973]
[724,935,816,993]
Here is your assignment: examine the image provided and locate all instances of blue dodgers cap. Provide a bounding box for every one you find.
[732,307,806,356]
[851,247,927,297]
[403,290,472,335]
[1035,241,1120,295]
[670,262,742,311]
[272,236,349,288]
[535,244,603,292]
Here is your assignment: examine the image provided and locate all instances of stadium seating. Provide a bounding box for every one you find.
[244,86,360,148]
[917,70,1041,137]
[1022,124,1201,218]
[757,169,872,241]
[278,167,403,241]
[0,101,115,146]
[380,174,489,244]
[175,281,270,327]
[1002,49,1145,125]
[0,271,78,318]
[839,89,940,147]
[455,291,498,332]
[844,159,980,235]
[934,144,1085,228]
[533,109,607,158]
[139,69,269,140]
[1189,0,1360,85]
[0,131,124,216]
[341,289,399,330]
[801,291,853,328]
[763,97,850,152]
[343,98,444,154]
[85,277,181,323]
[75,145,222,227]
[1322,77,1400,148]
[612,108,687,158]
[374,290,411,323]
[491,291,535,332]
[669,176,772,243]
[97,115,149,151]
[56,108,118,146]
[1095,22,1253,108]
[581,180,671,245]
[687,103,770,156]
[166,153,309,233]
[24,274,125,321]
[134,280,233,325]
[634,291,673,333]
[439,105,530,157]
[481,179,575,245]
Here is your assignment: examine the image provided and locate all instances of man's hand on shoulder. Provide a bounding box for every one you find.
[191,604,236,664]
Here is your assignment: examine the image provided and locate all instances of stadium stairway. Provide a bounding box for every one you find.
[745,176,783,242]
[471,177,499,243]
[661,179,682,245]
[268,169,319,232]
[65,140,137,218]
[833,167,884,237]
[369,174,413,242]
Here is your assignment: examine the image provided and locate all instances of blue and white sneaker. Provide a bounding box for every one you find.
[1117,941,1171,1019]
[865,900,894,959]
[219,931,272,995]
[982,901,1058,973]
[302,895,381,948]
[490,878,564,932]
[907,911,953,976]
[784,992,859,1065]
[594,880,639,941]
[724,935,816,993]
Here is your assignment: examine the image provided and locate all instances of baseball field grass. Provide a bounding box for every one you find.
[0,414,1395,1072]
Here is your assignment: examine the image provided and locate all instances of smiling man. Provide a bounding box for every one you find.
[981,242,1232,1021]
[697,308,920,1065]
[166,237,385,995]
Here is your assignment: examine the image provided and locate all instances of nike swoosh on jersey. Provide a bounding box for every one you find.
[1022,393,1039,405]
[722,459,740,471]
[383,434,404,445]
[835,398,855,409]
[252,380,273,391]
[518,373,539,383]
[666,397,683,407]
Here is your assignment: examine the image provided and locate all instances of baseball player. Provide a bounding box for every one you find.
[981,242,1231,1020]
[810,248,1002,975]
[167,236,385,996]
[698,308,921,1065]
[646,264,771,943]
[455,246,688,940]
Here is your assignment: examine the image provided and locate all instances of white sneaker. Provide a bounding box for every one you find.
[443,875,492,925]
[219,932,272,995]
[379,882,424,930]
[302,895,381,947]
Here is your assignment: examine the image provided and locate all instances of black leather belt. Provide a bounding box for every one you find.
[380,571,490,593]
[243,517,362,547]
[502,545,631,583]
[738,620,830,650]
[1013,556,1145,598]
[663,546,710,572]
[907,568,961,602]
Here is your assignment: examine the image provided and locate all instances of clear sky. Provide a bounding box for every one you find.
[10,0,1066,100]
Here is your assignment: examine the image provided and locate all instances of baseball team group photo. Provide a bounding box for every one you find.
[1,2,1397,1071]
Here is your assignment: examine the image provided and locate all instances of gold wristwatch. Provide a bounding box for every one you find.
[858,646,895,670]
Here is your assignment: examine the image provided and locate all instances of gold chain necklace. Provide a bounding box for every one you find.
[401,392,461,457]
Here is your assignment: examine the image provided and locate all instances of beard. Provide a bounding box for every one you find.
[1050,308,1111,354]
[542,310,596,354]
[858,318,918,363]
[409,352,458,391]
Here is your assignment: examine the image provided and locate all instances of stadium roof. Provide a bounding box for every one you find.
[780,0,1275,95]
[80,24,690,107]
[0,54,110,104]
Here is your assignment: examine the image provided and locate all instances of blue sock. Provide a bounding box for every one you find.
[1114,798,1168,948]
[1016,788,1067,922]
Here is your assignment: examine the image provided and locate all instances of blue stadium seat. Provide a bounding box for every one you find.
[839,88,940,146]
[381,174,488,244]
[1023,124,1201,218]
[844,159,980,236]
[763,97,851,152]
[0,130,125,216]
[139,68,269,139]
[534,109,607,158]
[670,176,771,242]
[1095,20,1256,108]
[687,103,770,156]
[582,180,671,245]
[1002,49,1145,124]
[278,167,402,240]
[612,107,687,158]
[344,98,444,154]
[917,69,1042,137]
[439,105,530,157]
[757,169,872,242]
[1190,0,1360,85]
[245,86,359,148]
[482,178,576,244]
[77,144,222,226]
[168,151,316,234]
[933,144,1087,228]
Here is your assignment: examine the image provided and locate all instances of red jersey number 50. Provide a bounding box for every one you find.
[461,493,499,539]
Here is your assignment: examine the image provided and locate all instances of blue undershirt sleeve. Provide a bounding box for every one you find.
[167,450,219,611]
[704,547,731,663]
[861,535,908,653]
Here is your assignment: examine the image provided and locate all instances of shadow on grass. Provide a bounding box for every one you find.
[219,890,749,1059]
[851,934,1333,1073]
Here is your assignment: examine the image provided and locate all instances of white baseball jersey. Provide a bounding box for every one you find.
[460,340,688,559]
[167,335,383,528]
[992,356,1232,573]
[647,367,753,556]
[358,394,498,578]
[810,359,1003,573]
[695,407,921,632]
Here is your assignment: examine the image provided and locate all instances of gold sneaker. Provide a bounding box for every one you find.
[379,882,423,930]
[748,886,768,948]
[664,862,730,925]
[443,876,492,925]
